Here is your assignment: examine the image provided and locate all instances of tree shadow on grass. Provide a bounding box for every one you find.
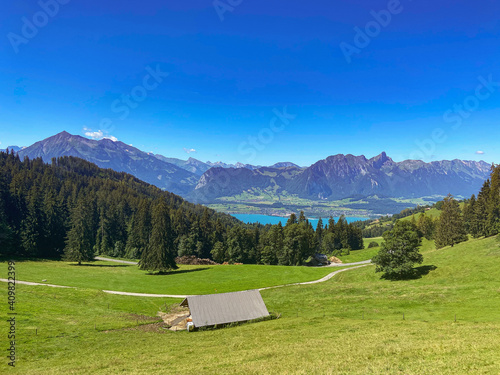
[146,267,210,276]
[69,264,131,268]
[382,265,437,281]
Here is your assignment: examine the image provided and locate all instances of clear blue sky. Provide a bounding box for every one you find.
[1,0,499,166]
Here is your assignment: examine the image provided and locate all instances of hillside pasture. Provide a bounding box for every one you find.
[2,236,500,374]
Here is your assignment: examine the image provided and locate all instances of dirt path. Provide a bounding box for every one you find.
[0,279,73,288]
[325,259,372,267]
[259,264,370,291]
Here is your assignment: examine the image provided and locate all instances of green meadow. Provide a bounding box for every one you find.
[2,235,500,374]
[9,261,341,295]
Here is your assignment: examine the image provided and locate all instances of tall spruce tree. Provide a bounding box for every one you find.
[486,164,500,236]
[416,212,435,240]
[471,180,490,238]
[435,195,468,249]
[286,213,298,226]
[314,217,324,251]
[64,195,96,265]
[139,198,177,273]
[462,195,476,234]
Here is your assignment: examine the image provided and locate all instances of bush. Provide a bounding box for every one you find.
[367,241,379,248]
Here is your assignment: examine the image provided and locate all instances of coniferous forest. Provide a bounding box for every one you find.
[0,152,364,269]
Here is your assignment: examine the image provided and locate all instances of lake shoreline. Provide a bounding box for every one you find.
[231,213,369,226]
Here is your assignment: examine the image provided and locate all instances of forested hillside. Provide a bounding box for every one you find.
[0,152,363,267]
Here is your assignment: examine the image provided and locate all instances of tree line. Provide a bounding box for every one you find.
[0,152,364,271]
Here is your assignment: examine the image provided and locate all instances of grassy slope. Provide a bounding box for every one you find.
[2,236,500,374]
[401,207,441,221]
[13,261,340,295]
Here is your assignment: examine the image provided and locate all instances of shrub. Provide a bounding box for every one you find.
[367,241,379,248]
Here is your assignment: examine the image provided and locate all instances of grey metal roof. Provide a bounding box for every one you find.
[180,290,269,327]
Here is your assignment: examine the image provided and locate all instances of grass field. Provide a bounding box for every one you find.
[9,260,342,295]
[2,236,500,374]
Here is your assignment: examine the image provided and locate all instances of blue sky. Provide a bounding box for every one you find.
[1,0,499,166]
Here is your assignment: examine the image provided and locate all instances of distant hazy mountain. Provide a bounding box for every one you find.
[192,152,491,202]
[206,161,261,170]
[153,155,261,176]
[154,155,213,176]
[270,162,302,169]
[0,146,24,153]
[17,132,199,195]
[191,165,303,202]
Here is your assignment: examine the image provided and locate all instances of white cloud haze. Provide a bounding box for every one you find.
[84,128,118,142]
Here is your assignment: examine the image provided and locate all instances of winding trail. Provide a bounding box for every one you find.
[0,258,372,298]
[0,279,73,288]
[325,259,371,267]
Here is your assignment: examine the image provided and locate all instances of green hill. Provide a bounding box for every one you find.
[3,235,500,374]
[402,207,442,221]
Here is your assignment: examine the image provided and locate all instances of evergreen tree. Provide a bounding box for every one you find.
[281,224,300,265]
[0,192,14,255]
[471,180,490,238]
[372,220,423,279]
[416,212,435,240]
[435,195,468,249]
[210,241,226,263]
[286,213,298,226]
[64,196,96,265]
[314,217,324,251]
[21,191,42,257]
[139,199,177,273]
[486,164,500,236]
[462,195,476,234]
[264,222,283,265]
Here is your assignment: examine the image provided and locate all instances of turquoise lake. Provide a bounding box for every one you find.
[231,214,367,226]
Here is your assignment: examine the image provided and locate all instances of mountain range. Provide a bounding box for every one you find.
[191,152,491,202]
[13,132,492,205]
[17,132,198,195]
